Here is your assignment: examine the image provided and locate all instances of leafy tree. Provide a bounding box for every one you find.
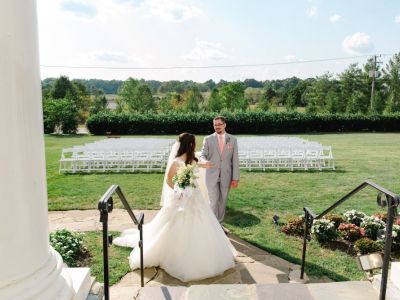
[116,78,155,113]
[325,87,341,113]
[244,87,263,105]
[338,64,367,113]
[90,90,108,115]
[51,76,76,100]
[243,78,263,88]
[183,85,203,112]
[304,73,335,113]
[383,53,400,112]
[167,92,183,111]
[203,79,216,91]
[207,88,223,112]
[43,99,78,134]
[219,82,248,111]
[256,90,271,111]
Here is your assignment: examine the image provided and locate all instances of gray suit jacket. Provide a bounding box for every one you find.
[200,133,240,188]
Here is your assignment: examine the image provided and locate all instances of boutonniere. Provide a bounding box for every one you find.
[225,137,234,149]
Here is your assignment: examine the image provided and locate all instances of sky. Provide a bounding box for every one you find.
[36,0,400,82]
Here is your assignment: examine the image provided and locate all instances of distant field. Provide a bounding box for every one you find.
[45,133,400,281]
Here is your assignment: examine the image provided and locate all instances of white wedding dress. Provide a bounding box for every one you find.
[113,154,237,282]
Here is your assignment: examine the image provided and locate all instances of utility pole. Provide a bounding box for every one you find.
[369,54,382,111]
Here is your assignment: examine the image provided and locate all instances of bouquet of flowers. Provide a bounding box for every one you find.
[172,165,198,209]
[172,164,197,189]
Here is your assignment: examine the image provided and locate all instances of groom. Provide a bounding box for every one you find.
[200,116,240,222]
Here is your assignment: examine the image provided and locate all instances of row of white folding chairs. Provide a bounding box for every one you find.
[238,147,335,171]
[238,141,323,150]
[59,150,169,173]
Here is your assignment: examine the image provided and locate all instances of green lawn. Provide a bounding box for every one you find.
[45,133,400,281]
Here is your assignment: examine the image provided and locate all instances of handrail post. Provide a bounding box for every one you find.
[138,213,145,287]
[98,197,113,300]
[300,209,310,279]
[379,196,396,300]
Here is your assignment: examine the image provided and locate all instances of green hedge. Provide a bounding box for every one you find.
[86,111,400,135]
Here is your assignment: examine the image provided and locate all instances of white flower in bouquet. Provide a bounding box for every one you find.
[172,164,198,210]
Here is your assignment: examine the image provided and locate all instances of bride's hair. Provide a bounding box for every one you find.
[176,133,198,165]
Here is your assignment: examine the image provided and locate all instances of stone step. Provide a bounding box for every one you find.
[372,274,400,300]
[307,281,378,300]
[137,281,379,300]
[391,262,400,290]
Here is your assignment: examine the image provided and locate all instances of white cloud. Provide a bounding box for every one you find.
[395,15,400,24]
[182,40,229,61]
[342,32,374,54]
[141,0,202,22]
[329,14,342,23]
[89,51,132,63]
[60,0,97,18]
[308,6,317,17]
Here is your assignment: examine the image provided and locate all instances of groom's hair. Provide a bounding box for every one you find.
[213,116,226,123]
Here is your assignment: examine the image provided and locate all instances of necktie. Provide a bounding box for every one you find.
[218,135,224,153]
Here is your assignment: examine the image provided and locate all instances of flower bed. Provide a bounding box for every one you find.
[281,210,400,257]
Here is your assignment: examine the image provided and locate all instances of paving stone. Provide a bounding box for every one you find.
[109,285,140,300]
[115,268,158,286]
[288,268,309,284]
[307,281,379,300]
[48,209,158,232]
[185,284,252,300]
[235,256,255,263]
[240,261,287,284]
[256,283,314,300]
[228,236,269,256]
[138,286,187,300]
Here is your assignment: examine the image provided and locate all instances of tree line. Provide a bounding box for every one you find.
[42,53,400,133]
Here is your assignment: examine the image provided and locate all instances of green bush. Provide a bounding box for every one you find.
[86,111,400,135]
[281,216,305,236]
[311,218,338,243]
[42,99,79,134]
[354,238,383,255]
[338,223,362,242]
[50,229,85,267]
[360,216,385,240]
[343,210,366,227]
[325,214,346,229]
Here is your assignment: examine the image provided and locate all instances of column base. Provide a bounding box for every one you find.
[0,247,75,300]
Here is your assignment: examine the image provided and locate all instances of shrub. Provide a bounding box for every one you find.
[360,216,385,240]
[50,229,85,267]
[372,212,387,223]
[86,111,400,135]
[43,99,79,134]
[281,216,305,236]
[311,218,338,243]
[338,223,362,242]
[343,210,366,227]
[326,214,345,229]
[355,238,383,255]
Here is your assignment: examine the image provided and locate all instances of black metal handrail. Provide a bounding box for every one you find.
[300,180,399,300]
[98,185,145,300]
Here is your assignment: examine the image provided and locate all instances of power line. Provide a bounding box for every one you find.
[40,54,393,71]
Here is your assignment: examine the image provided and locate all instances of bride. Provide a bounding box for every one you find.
[113,133,237,282]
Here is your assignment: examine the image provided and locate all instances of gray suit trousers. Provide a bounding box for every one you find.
[208,181,230,222]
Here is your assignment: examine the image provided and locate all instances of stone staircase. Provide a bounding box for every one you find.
[137,281,378,300]
[107,234,384,300]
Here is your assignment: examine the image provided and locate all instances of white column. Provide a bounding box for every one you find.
[0,1,74,299]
